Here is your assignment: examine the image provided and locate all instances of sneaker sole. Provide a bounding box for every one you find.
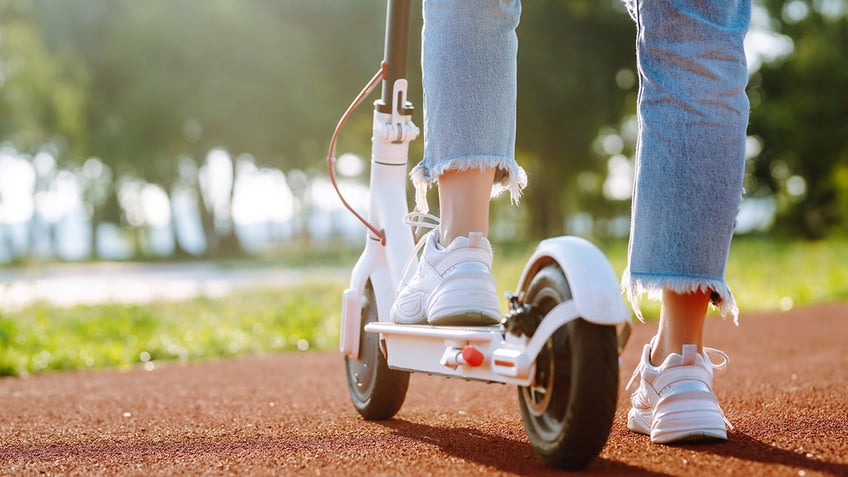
[655,430,727,444]
[627,407,653,436]
[391,317,429,325]
[651,409,727,444]
[428,309,501,326]
[628,405,728,445]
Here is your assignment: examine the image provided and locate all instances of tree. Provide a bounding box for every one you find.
[29,0,392,256]
[0,2,88,260]
[748,0,848,238]
[516,1,635,238]
[11,1,648,257]
[0,2,88,158]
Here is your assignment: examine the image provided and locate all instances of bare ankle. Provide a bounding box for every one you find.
[650,289,711,365]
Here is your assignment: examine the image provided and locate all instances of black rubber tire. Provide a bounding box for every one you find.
[517,264,619,470]
[344,281,409,420]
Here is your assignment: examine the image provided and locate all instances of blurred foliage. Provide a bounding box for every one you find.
[30,0,387,175]
[0,0,846,256]
[516,0,635,237]
[0,1,88,159]
[748,0,848,238]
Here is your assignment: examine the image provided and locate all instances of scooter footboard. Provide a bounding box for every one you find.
[364,299,593,386]
[365,322,537,386]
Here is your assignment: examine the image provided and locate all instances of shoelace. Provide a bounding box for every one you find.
[626,345,734,430]
[404,212,440,236]
[397,212,440,291]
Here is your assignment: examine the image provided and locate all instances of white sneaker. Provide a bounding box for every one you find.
[626,337,732,444]
[390,229,502,326]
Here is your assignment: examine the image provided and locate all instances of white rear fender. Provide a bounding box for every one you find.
[516,236,630,326]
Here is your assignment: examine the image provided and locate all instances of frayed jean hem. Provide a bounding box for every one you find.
[621,270,739,325]
[410,155,527,213]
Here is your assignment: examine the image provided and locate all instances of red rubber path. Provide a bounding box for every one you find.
[2,302,847,476]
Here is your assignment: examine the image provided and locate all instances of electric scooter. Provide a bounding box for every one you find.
[328,1,631,469]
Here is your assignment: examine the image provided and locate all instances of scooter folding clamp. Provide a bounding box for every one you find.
[376,122,420,144]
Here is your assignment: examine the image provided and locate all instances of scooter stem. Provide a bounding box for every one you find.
[377,0,414,116]
[339,0,419,358]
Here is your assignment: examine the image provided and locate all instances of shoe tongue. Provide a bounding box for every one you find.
[467,232,483,248]
[681,344,698,366]
[658,344,699,370]
[445,232,490,252]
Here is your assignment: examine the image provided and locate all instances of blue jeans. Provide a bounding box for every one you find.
[420,0,751,321]
[413,0,525,213]
[623,0,750,322]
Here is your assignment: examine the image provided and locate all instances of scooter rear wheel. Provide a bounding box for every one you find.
[344,281,409,420]
[517,264,619,470]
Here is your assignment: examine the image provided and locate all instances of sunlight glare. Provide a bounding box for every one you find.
[36,170,81,222]
[199,148,234,221]
[745,5,795,73]
[0,152,36,223]
[141,184,172,227]
[602,155,634,201]
[232,160,295,225]
[309,177,368,211]
[336,153,365,177]
[783,0,810,23]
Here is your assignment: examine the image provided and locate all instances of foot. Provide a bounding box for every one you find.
[390,229,501,326]
[626,337,732,444]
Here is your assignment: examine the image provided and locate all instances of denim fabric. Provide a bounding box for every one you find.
[414,0,526,213]
[422,0,750,322]
[622,0,751,322]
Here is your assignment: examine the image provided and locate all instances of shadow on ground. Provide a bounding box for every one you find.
[377,418,672,476]
[682,432,848,476]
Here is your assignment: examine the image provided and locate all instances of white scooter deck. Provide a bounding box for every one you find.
[365,321,535,386]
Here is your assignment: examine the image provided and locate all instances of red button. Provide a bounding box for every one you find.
[462,346,484,367]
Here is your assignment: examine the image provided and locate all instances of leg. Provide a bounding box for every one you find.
[624,0,751,335]
[410,0,525,216]
[391,0,524,326]
[651,289,710,365]
[438,167,496,244]
[623,0,751,444]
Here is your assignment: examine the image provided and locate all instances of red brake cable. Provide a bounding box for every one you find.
[327,62,387,245]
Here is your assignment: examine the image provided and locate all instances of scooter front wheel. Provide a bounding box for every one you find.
[344,281,409,420]
[517,264,619,470]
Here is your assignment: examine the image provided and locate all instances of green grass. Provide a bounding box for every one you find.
[492,236,848,319]
[726,236,848,310]
[0,283,342,377]
[1,237,847,377]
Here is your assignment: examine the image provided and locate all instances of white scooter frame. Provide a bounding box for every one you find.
[331,0,630,470]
